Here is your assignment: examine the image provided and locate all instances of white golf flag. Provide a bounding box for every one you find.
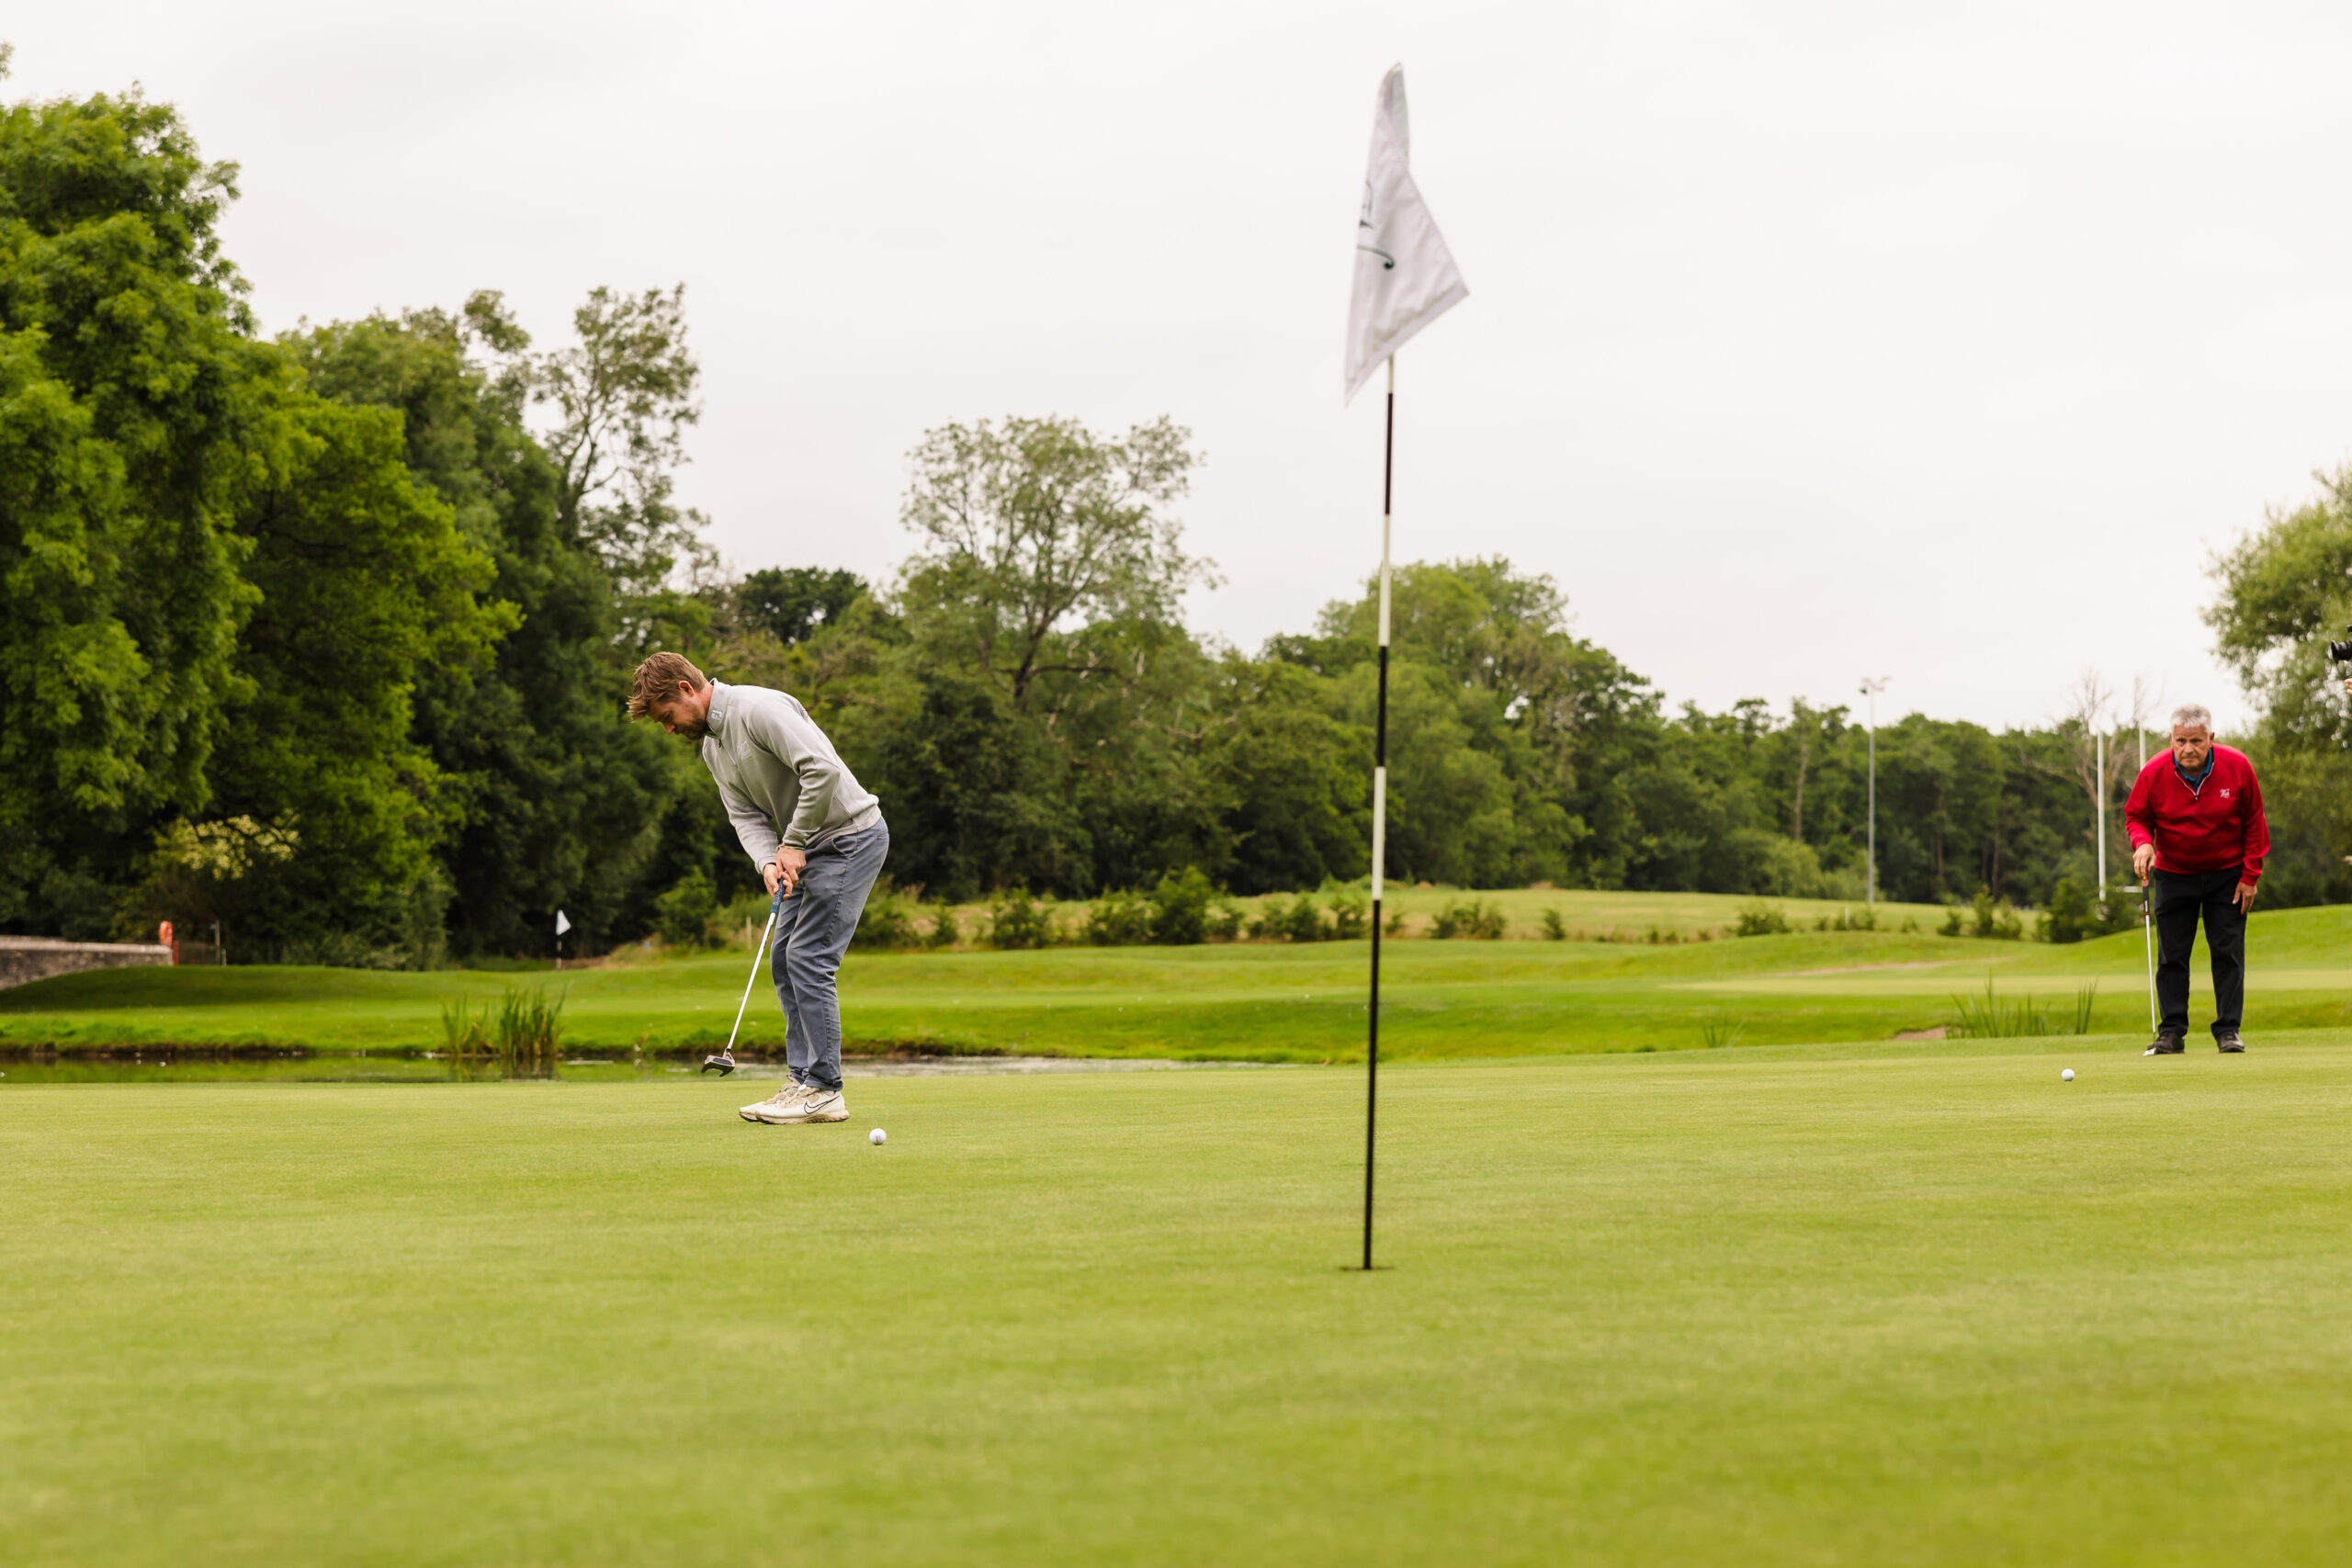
[1344,65,1468,404]
[555,909,571,937]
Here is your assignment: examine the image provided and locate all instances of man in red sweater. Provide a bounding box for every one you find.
[2124,705,2269,1055]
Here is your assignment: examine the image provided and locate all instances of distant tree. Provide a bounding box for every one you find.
[1297,559,1642,887]
[868,416,1223,896]
[286,301,695,954]
[522,283,707,606]
[651,867,719,949]
[125,815,297,958]
[2014,672,2134,892]
[1764,700,1853,850]
[200,393,508,961]
[15,83,2281,947]
[1202,660,1367,895]
[738,566,868,647]
[898,415,1210,707]
[2037,877,2094,943]
[865,669,1086,902]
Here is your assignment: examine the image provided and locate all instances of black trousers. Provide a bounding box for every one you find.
[2151,866,2246,1039]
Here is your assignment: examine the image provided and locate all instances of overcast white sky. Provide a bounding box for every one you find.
[17,1,2352,734]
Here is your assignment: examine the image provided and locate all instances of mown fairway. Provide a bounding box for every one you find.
[9,1040,2352,1565]
[9,900,2352,1061]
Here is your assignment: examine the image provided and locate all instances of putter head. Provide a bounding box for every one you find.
[700,1051,737,1077]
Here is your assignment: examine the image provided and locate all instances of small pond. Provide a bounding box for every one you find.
[0,1052,1269,1085]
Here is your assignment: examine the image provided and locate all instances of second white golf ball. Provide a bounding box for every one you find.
[2062,1068,2075,1082]
[870,1127,888,1145]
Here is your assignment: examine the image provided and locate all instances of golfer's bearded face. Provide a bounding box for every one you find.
[655,693,709,742]
[2170,726,2211,771]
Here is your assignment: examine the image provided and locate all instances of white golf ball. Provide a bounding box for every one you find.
[869,1127,887,1145]
[2062,1068,2075,1082]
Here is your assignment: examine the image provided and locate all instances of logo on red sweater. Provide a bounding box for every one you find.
[2221,788,2233,799]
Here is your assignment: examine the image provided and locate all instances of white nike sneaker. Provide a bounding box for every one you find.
[759,1085,847,1123]
[740,1084,808,1122]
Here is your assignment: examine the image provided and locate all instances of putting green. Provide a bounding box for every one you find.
[6,1041,2352,1563]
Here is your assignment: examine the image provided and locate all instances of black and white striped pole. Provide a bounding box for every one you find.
[1344,62,1470,1269]
[1363,354,1396,1273]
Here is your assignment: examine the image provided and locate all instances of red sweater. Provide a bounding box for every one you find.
[2123,744,2269,884]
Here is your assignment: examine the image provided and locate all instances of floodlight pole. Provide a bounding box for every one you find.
[1859,678,1889,904]
[1363,355,1396,1274]
[2096,728,2107,897]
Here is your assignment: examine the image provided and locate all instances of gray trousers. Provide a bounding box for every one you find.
[769,820,889,1090]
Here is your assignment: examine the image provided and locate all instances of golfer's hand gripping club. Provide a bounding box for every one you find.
[703,887,784,1077]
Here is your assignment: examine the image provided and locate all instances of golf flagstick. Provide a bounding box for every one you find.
[2141,874,2156,1032]
[1344,64,1468,1270]
[1363,355,1396,1273]
[705,887,784,1076]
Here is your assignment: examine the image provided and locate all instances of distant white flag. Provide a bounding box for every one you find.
[555,909,571,937]
[1344,65,1469,404]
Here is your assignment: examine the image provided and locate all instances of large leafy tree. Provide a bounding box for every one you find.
[0,326,130,929]
[2202,467,2352,905]
[1,85,582,953]
[1286,559,1640,888]
[201,394,506,961]
[0,85,283,933]
[2208,466,2352,749]
[530,283,707,629]
[1199,658,1367,895]
[738,566,867,647]
[286,299,693,954]
[899,416,1209,707]
[871,416,1220,896]
[863,669,1085,902]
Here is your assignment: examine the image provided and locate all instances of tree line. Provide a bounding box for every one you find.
[3,80,2327,966]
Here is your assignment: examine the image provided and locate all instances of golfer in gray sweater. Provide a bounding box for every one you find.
[629,651,889,1125]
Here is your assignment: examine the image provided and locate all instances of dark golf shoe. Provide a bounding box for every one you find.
[2144,1034,2186,1056]
[2216,1033,2246,1054]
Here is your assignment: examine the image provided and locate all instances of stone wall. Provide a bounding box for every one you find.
[0,937,175,992]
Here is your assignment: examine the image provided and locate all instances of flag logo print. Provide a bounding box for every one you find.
[1358,184,1395,269]
[1343,65,1469,403]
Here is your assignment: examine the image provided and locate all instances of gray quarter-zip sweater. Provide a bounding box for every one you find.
[701,681,881,868]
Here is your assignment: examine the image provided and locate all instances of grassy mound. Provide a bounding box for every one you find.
[8,900,2349,1059]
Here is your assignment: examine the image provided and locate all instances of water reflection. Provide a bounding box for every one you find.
[0,1052,673,1085]
[0,1052,1272,1085]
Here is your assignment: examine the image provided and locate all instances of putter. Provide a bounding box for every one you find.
[2141,873,2157,1032]
[703,887,785,1076]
